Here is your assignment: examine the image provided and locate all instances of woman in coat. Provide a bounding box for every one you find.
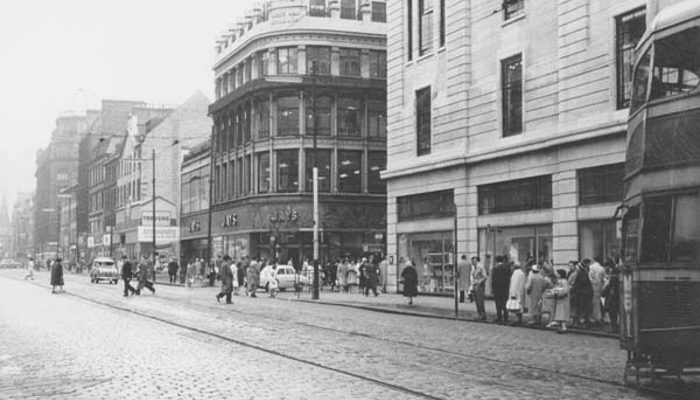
[569,260,593,327]
[525,265,551,325]
[50,258,64,294]
[551,269,571,333]
[215,255,234,304]
[508,265,527,324]
[401,259,418,305]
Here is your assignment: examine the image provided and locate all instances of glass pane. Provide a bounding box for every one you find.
[337,97,362,136]
[306,96,331,136]
[277,96,299,136]
[651,28,700,100]
[367,151,386,194]
[258,153,270,193]
[623,206,639,265]
[305,149,331,192]
[337,150,361,193]
[641,197,672,263]
[630,50,650,112]
[671,193,700,262]
[277,150,299,192]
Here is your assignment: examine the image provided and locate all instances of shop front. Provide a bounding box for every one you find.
[180,212,209,263]
[397,231,454,294]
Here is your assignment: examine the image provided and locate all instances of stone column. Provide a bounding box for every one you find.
[328,0,340,19]
[360,49,370,79]
[330,47,340,76]
[360,0,372,22]
[552,170,579,269]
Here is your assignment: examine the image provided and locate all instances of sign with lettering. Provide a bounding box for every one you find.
[141,211,171,227]
[222,214,238,228]
[189,220,201,233]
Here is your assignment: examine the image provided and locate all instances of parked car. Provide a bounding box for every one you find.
[89,257,119,284]
[0,259,22,269]
[260,265,307,291]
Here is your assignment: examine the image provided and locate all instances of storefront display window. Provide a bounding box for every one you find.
[397,231,454,294]
[478,225,552,273]
[579,220,621,263]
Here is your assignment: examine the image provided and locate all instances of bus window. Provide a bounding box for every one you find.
[650,28,700,100]
[630,50,651,112]
[622,206,639,265]
[671,193,700,263]
[641,197,672,263]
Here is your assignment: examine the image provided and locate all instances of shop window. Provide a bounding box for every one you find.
[639,193,700,264]
[339,48,361,77]
[340,0,357,19]
[306,95,331,136]
[397,231,454,294]
[368,100,386,137]
[372,1,386,22]
[277,150,299,193]
[578,163,624,205]
[579,220,621,263]
[416,86,431,155]
[277,47,298,75]
[309,0,326,17]
[306,46,331,75]
[502,54,522,136]
[305,149,331,192]
[367,151,386,194]
[616,7,646,109]
[397,190,454,221]
[337,97,362,137]
[478,175,551,215]
[277,96,300,136]
[671,193,700,263]
[369,50,387,78]
[338,150,362,193]
[418,0,433,55]
[478,225,551,272]
[640,196,671,263]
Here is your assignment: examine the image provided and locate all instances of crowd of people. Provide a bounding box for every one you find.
[453,254,620,334]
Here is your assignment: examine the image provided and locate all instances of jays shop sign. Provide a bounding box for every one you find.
[137,226,179,243]
[141,211,171,227]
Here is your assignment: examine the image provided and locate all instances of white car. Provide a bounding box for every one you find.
[260,265,307,291]
[90,257,119,284]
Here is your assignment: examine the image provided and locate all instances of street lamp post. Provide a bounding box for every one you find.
[311,61,320,300]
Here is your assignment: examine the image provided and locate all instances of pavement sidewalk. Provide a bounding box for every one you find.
[276,288,617,339]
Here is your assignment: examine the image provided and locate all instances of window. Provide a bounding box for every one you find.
[277,150,299,192]
[309,0,326,17]
[416,86,431,155]
[257,51,269,77]
[306,96,331,136]
[236,67,243,87]
[369,50,387,78]
[478,225,552,268]
[229,160,236,198]
[277,47,298,74]
[243,103,251,143]
[502,54,523,136]
[578,163,624,205]
[372,1,386,22]
[671,193,700,263]
[244,58,252,83]
[367,151,386,194]
[277,96,300,136]
[478,175,552,215]
[630,49,651,112]
[639,193,700,264]
[339,48,361,76]
[579,220,621,263]
[616,7,646,109]
[640,196,672,263]
[338,97,362,137]
[419,0,433,55]
[244,155,251,195]
[368,99,387,138]
[439,0,445,47]
[256,99,270,138]
[306,46,331,75]
[504,0,524,20]
[397,190,454,221]
[338,151,362,193]
[650,28,700,101]
[236,108,244,144]
[215,165,221,201]
[305,149,331,192]
[407,0,413,61]
[341,0,357,20]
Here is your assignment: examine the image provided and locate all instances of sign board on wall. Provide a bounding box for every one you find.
[137,226,179,243]
[141,211,171,227]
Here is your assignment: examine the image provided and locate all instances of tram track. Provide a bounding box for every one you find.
[11,273,696,399]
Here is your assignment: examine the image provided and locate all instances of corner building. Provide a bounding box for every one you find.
[210,0,388,266]
[385,0,666,294]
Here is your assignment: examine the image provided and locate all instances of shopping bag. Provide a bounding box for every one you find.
[506,297,522,312]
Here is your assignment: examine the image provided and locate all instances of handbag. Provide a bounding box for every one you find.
[506,297,522,312]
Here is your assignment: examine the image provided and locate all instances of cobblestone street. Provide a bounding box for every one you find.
[0,271,679,399]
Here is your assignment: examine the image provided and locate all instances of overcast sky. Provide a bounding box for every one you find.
[0,0,255,211]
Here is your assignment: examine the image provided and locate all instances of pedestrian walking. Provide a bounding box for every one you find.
[378,256,387,293]
[231,260,239,296]
[24,257,35,280]
[136,255,156,295]
[247,258,260,298]
[507,264,527,325]
[215,255,234,304]
[525,264,551,325]
[491,256,510,323]
[268,265,280,298]
[364,256,380,297]
[456,255,471,303]
[237,259,246,293]
[167,257,179,284]
[337,258,349,293]
[602,258,620,332]
[588,258,606,324]
[358,258,367,295]
[50,258,64,294]
[400,259,418,305]
[121,255,137,297]
[470,256,487,320]
[187,259,197,288]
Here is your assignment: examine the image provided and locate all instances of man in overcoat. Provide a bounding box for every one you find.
[215,255,234,304]
[136,254,156,295]
[121,255,137,297]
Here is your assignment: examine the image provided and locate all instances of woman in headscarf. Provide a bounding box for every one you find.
[400,259,418,305]
[50,257,64,294]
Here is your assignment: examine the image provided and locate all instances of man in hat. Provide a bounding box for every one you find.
[121,255,137,297]
[525,263,551,325]
[215,255,234,304]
